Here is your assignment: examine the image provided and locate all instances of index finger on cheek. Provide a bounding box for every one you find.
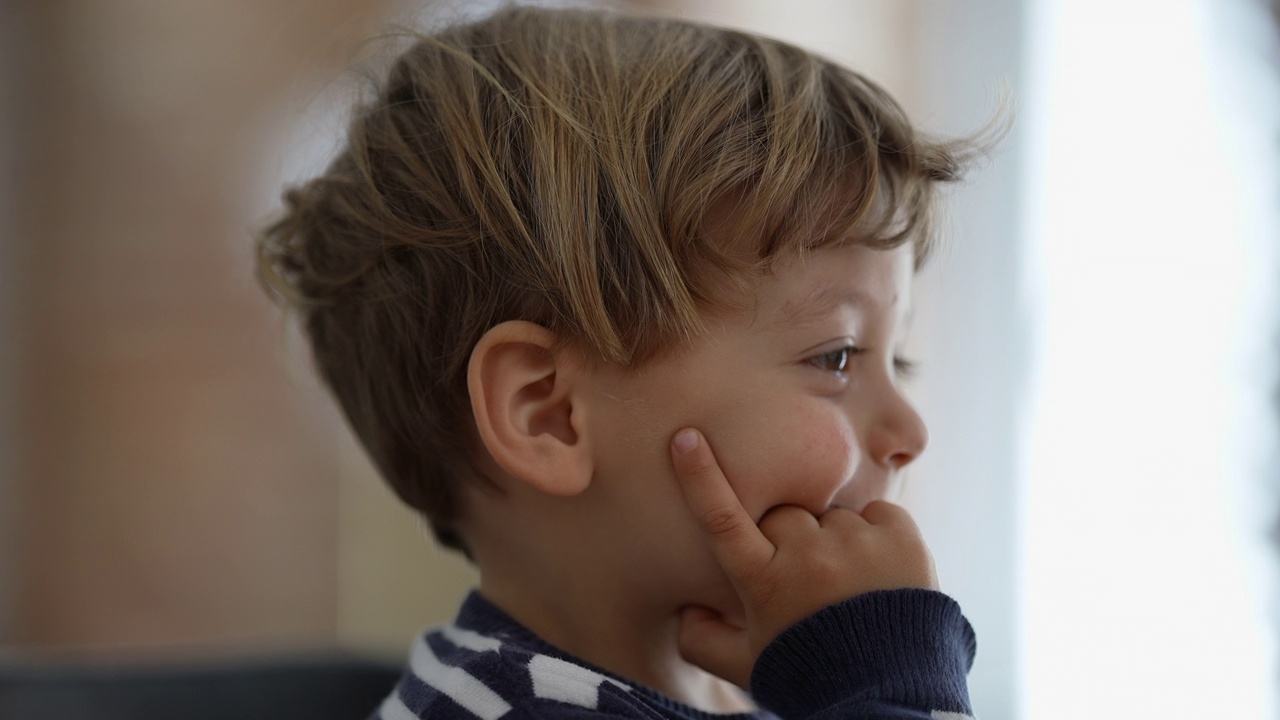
[670,428,774,578]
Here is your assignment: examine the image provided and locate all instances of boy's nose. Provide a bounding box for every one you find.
[867,386,929,470]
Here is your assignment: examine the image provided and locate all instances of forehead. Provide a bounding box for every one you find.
[759,244,913,327]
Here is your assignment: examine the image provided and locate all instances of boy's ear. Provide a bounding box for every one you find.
[467,321,593,496]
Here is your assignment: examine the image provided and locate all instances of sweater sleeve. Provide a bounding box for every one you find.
[749,589,976,720]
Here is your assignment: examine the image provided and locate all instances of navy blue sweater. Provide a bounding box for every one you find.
[371,589,976,720]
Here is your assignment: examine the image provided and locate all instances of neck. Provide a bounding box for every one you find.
[477,571,753,713]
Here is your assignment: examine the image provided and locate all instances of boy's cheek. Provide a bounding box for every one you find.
[713,418,859,521]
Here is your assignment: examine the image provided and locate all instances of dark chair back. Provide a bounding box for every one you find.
[0,654,402,720]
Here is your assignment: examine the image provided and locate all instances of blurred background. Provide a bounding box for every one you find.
[0,0,1276,718]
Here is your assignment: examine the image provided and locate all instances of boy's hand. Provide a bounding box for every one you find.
[670,428,939,689]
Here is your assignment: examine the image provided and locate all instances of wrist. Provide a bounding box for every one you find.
[750,588,975,718]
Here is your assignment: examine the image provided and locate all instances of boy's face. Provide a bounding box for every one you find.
[581,242,927,614]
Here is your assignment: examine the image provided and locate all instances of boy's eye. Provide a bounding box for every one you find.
[809,347,855,374]
[894,356,919,381]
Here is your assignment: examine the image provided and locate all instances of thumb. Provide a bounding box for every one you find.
[675,606,754,690]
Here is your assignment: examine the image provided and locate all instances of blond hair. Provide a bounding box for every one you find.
[258,5,974,553]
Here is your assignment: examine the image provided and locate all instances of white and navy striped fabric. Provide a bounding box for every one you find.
[375,628,639,720]
[372,591,978,720]
[372,593,705,720]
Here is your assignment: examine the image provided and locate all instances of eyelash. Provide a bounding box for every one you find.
[807,346,919,380]
[895,357,918,381]
[809,347,858,373]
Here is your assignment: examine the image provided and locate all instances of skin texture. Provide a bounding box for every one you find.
[463,243,935,711]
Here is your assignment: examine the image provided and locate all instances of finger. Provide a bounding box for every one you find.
[859,499,912,526]
[675,605,753,690]
[757,504,820,543]
[817,503,867,529]
[670,428,774,578]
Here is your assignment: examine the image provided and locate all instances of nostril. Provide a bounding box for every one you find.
[887,450,915,470]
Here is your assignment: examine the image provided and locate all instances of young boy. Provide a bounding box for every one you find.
[259,6,979,719]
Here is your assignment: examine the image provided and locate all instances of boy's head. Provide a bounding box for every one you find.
[257,6,968,560]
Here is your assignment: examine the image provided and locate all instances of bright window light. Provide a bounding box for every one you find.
[1022,1,1278,718]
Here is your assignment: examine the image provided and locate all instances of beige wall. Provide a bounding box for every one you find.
[335,431,477,655]
[0,1,24,645]
[641,0,921,114]
[6,0,402,654]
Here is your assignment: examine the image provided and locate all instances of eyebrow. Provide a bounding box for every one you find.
[774,285,877,329]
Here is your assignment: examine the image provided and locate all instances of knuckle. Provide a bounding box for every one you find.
[699,505,744,537]
[867,500,915,528]
[821,505,862,529]
[756,507,790,536]
[862,499,892,519]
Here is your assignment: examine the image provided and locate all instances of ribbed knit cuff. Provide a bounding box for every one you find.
[749,589,975,719]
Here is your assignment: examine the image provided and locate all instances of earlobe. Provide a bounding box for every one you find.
[467,321,593,496]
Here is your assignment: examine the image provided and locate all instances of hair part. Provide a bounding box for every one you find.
[257,5,988,554]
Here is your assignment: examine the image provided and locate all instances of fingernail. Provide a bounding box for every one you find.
[673,429,698,453]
